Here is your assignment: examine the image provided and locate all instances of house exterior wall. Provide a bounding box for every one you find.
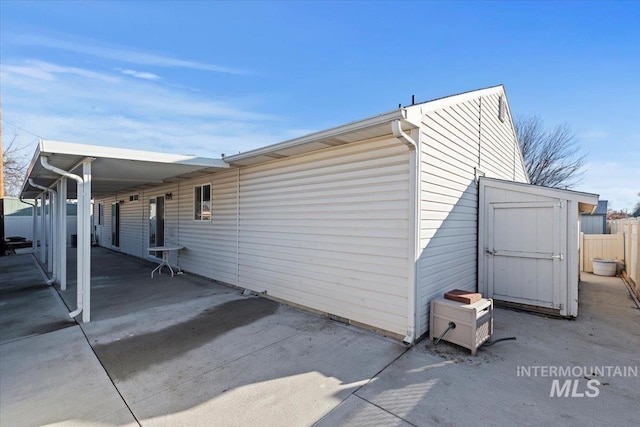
[94,137,411,336]
[175,172,238,286]
[415,89,528,337]
[91,87,529,340]
[237,138,410,335]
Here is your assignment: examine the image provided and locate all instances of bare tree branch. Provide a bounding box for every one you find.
[515,115,587,188]
[2,126,33,197]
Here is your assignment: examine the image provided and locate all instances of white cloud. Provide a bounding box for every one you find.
[1,60,119,83]
[10,34,247,75]
[120,69,161,80]
[1,60,303,160]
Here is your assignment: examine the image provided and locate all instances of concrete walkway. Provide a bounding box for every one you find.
[317,273,640,426]
[1,250,638,426]
[1,250,406,426]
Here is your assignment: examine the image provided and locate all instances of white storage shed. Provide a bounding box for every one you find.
[22,85,542,343]
[478,178,598,317]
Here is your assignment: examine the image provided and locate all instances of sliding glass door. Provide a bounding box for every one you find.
[149,196,165,258]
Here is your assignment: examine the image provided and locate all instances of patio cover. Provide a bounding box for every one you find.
[21,140,228,199]
[20,140,228,324]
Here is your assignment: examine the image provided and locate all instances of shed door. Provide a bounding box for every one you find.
[486,201,566,311]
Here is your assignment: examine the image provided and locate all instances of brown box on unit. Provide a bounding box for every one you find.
[444,289,482,305]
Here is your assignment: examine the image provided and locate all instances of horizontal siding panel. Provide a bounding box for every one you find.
[239,250,408,280]
[238,255,407,299]
[416,90,528,337]
[240,235,407,257]
[239,137,410,335]
[177,170,239,285]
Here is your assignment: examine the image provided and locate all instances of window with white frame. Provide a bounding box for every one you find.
[194,184,211,220]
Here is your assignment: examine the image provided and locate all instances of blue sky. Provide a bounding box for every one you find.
[1,1,638,209]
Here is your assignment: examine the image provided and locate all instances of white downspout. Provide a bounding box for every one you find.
[40,193,46,263]
[392,119,419,345]
[48,190,55,275]
[40,157,85,319]
[59,177,67,291]
[18,196,37,252]
[81,160,92,323]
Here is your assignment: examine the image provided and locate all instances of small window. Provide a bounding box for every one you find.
[129,194,139,202]
[194,184,211,220]
[97,203,104,225]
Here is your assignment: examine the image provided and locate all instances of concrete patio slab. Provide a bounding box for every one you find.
[0,255,75,344]
[129,320,405,426]
[3,248,638,427]
[315,394,412,427]
[0,325,135,427]
[85,295,328,403]
[337,273,640,426]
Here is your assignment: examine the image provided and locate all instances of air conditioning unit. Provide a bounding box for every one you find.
[430,297,493,355]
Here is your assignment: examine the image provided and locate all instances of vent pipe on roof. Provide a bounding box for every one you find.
[40,156,85,319]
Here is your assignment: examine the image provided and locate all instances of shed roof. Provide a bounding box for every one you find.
[480,177,599,213]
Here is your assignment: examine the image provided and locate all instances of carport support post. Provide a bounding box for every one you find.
[40,193,46,263]
[81,160,92,323]
[31,197,37,252]
[47,192,53,272]
[47,190,58,279]
[59,178,67,290]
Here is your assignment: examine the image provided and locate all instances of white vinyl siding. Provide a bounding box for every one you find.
[177,171,239,286]
[118,196,144,257]
[416,89,528,337]
[89,86,528,341]
[479,92,528,182]
[238,138,410,336]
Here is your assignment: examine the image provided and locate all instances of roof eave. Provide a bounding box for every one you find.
[225,108,416,164]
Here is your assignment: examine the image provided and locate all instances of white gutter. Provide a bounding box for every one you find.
[391,120,420,345]
[40,157,85,319]
[226,109,407,164]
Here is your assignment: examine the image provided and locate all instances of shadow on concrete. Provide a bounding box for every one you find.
[32,247,406,425]
[94,298,279,381]
[0,255,75,344]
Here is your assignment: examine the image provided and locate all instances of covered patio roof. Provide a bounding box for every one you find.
[21,140,229,199]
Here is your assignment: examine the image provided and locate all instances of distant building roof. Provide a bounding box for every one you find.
[594,200,608,215]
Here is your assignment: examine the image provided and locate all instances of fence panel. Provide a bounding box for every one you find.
[5,216,78,246]
[580,232,625,273]
[607,218,640,291]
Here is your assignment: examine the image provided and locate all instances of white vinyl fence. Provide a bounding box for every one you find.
[580,232,625,273]
[609,218,640,293]
[5,216,78,247]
